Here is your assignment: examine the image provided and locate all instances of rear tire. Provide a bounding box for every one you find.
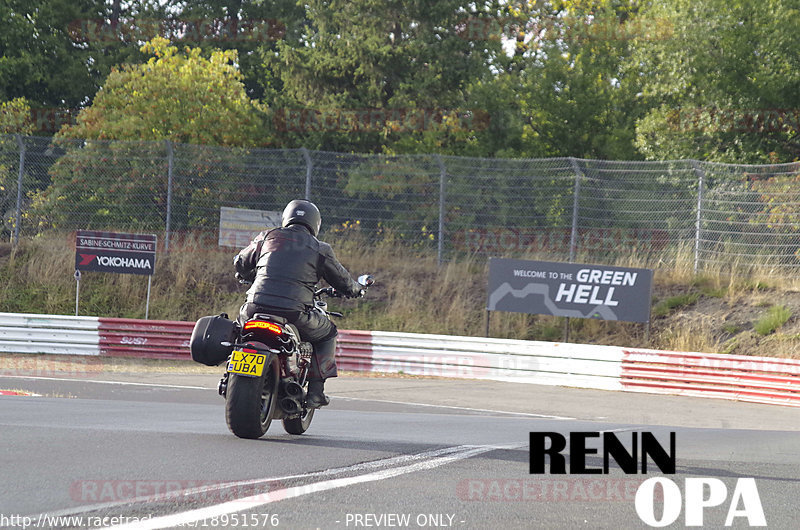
[282,407,315,435]
[225,353,280,439]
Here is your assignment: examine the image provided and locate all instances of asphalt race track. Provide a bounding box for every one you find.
[1,367,799,529]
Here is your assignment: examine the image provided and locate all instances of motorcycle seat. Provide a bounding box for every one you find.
[251,313,288,325]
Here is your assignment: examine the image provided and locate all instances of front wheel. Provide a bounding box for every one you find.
[282,407,315,435]
[225,353,280,439]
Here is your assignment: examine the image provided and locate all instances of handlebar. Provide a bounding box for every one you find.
[315,287,341,298]
[314,274,375,299]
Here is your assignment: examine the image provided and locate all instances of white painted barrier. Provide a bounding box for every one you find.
[1,312,799,407]
[361,331,624,391]
[0,313,100,355]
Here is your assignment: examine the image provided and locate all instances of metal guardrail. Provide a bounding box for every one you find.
[0,313,100,356]
[1,312,799,407]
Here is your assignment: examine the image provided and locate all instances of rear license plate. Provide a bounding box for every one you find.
[226,349,266,378]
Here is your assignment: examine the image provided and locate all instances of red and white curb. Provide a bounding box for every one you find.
[2,312,799,407]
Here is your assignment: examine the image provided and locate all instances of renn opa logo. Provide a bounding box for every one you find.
[530,432,766,527]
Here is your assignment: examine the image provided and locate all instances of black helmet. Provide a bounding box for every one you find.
[281,199,321,236]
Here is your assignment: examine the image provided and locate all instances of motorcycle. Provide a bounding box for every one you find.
[190,274,374,439]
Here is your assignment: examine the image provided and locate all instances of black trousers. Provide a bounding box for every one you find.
[239,302,338,379]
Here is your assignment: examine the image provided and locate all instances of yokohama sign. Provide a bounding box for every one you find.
[75,231,157,276]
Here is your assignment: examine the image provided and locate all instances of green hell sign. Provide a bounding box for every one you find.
[487,258,653,323]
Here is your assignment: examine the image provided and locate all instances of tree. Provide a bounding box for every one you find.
[34,38,269,231]
[264,0,501,153]
[172,0,307,101]
[1,98,34,238]
[629,0,800,163]
[0,0,150,113]
[58,37,266,145]
[0,98,33,135]
[492,0,646,160]
[0,0,302,130]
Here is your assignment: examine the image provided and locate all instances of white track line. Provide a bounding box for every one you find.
[333,395,575,420]
[0,375,574,418]
[107,444,521,530]
[0,374,212,390]
[31,445,481,520]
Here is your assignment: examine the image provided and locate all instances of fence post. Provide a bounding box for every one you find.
[436,154,447,266]
[568,157,583,263]
[564,157,585,344]
[691,160,706,274]
[13,134,25,246]
[301,147,312,200]
[165,140,174,251]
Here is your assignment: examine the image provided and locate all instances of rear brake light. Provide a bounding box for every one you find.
[243,320,283,334]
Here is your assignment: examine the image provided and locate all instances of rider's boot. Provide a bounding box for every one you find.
[306,379,330,408]
[306,336,336,408]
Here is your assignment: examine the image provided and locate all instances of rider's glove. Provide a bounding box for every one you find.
[235,272,254,283]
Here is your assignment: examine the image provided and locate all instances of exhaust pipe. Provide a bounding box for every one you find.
[280,396,302,414]
[279,381,306,414]
[285,381,304,399]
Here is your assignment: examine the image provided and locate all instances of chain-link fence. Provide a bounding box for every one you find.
[3,133,800,270]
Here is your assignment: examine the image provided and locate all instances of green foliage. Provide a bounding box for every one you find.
[0,98,33,135]
[653,292,700,317]
[630,0,800,163]
[0,99,33,236]
[3,0,799,168]
[0,0,290,112]
[0,0,149,110]
[538,322,564,342]
[59,37,266,145]
[265,0,501,154]
[722,323,741,335]
[487,0,646,159]
[342,155,440,244]
[34,38,267,230]
[691,276,727,298]
[753,305,791,336]
[744,280,770,291]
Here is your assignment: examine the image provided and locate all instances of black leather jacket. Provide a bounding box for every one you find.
[233,224,362,311]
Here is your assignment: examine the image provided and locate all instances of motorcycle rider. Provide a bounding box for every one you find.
[233,199,364,408]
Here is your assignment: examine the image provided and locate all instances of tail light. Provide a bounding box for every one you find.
[243,320,283,335]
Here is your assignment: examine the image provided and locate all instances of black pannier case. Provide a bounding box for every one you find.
[190,314,237,366]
